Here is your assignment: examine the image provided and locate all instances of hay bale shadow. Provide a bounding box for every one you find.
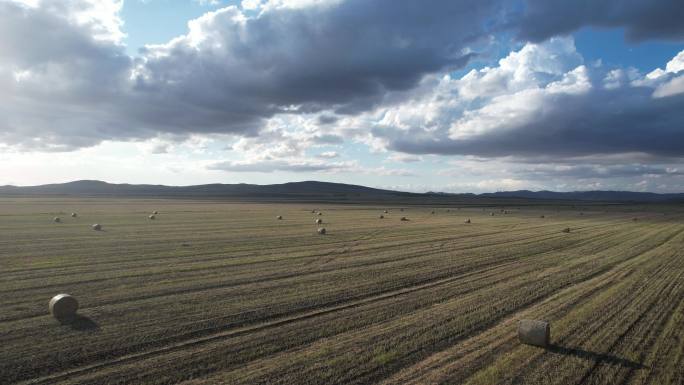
[60,315,100,332]
[548,344,645,369]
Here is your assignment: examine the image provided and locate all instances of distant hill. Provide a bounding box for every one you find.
[0,180,682,203]
[0,180,409,199]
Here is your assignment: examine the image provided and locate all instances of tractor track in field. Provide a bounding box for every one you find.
[1,221,617,323]
[3,220,560,279]
[17,223,662,384]
[378,225,684,385]
[20,259,528,385]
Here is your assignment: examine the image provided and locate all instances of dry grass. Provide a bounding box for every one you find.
[0,198,682,385]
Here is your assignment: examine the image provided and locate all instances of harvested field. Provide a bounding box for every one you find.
[0,197,683,385]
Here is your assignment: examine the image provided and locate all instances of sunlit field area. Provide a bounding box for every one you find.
[1,198,683,385]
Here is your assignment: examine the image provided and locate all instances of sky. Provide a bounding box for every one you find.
[1,0,684,193]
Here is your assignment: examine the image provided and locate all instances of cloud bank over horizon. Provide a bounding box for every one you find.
[1,0,684,192]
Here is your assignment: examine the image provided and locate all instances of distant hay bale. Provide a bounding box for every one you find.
[149,214,156,220]
[379,215,384,219]
[92,223,102,231]
[384,210,388,214]
[504,210,509,214]
[464,218,471,224]
[71,213,77,218]
[152,211,159,215]
[562,227,571,233]
[431,210,435,214]
[540,215,545,218]
[53,217,61,223]
[490,212,495,216]
[318,212,323,216]
[315,218,323,224]
[311,209,317,213]
[632,217,638,221]
[518,319,550,347]
[277,215,283,220]
[317,227,326,235]
[49,294,79,322]
[400,217,408,221]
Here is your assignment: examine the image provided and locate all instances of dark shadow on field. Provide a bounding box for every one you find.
[548,344,645,369]
[60,315,100,332]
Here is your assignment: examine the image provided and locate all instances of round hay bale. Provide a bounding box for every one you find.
[431,210,435,214]
[49,294,79,321]
[632,217,638,222]
[540,215,545,218]
[379,215,384,219]
[71,213,78,218]
[317,212,323,216]
[464,218,471,224]
[384,210,388,214]
[317,227,326,235]
[490,212,495,216]
[92,223,102,231]
[311,209,317,213]
[518,319,550,347]
[315,218,322,224]
[400,216,408,221]
[562,227,571,233]
[277,215,283,220]
[152,211,159,215]
[149,214,156,220]
[53,217,61,223]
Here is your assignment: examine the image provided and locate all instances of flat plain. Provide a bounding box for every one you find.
[0,197,683,385]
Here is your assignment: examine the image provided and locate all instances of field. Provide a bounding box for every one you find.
[1,197,683,385]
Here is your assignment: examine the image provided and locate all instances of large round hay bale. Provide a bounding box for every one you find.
[152,211,159,215]
[464,218,471,224]
[540,215,545,218]
[384,210,388,214]
[379,215,384,219]
[92,223,102,231]
[518,319,550,347]
[71,213,78,218]
[54,217,61,223]
[317,212,322,216]
[317,227,326,235]
[277,215,283,220]
[490,212,495,216]
[431,210,435,214]
[49,294,79,321]
[562,227,571,233]
[315,218,322,224]
[400,216,408,221]
[149,214,156,220]
[311,209,317,213]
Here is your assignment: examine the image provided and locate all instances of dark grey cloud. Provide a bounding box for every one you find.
[518,0,684,42]
[3,0,684,157]
[0,1,133,150]
[388,87,684,159]
[130,0,498,130]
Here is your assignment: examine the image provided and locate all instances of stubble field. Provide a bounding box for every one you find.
[0,198,683,384]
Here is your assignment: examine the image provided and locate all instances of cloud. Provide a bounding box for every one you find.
[517,0,684,42]
[317,151,339,159]
[351,39,684,161]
